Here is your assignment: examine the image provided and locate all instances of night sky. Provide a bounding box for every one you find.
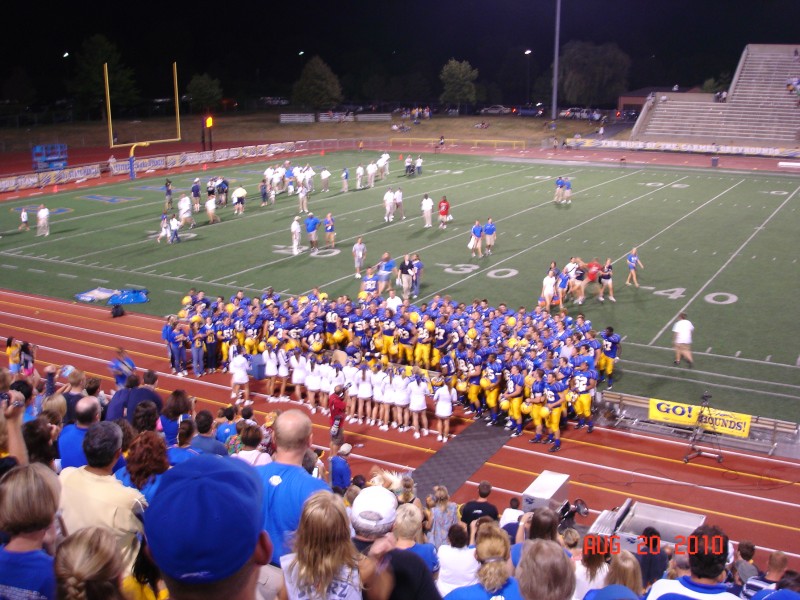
[7,0,800,104]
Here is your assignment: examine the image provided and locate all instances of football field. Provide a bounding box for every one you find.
[1,152,799,419]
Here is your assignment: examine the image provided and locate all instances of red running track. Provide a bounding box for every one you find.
[1,289,798,568]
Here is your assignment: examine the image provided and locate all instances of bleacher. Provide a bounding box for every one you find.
[634,44,800,146]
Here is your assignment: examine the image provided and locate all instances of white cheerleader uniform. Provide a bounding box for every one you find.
[277,349,290,378]
[305,363,322,392]
[372,370,388,404]
[357,371,373,400]
[434,386,453,419]
[290,354,308,386]
[264,350,278,377]
[408,379,428,413]
[392,375,411,408]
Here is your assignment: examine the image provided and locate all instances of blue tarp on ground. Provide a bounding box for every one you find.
[107,289,149,305]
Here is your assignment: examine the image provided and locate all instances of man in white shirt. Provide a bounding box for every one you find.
[386,290,403,313]
[290,216,302,255]
[672,312,694,367]
[383,188,396,222]
[366,162,378,188]
[320,168,331,192]
[352,237,367,279]
[421,194,434,228]
[356,164,365,189]
[178,194,196,229]
[36,204,50,236]
[231,186,247,215]
[394,188,405,220]
[415,155,423,175]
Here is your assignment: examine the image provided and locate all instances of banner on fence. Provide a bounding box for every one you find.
[576,139,800,158]
[648,398,751,438]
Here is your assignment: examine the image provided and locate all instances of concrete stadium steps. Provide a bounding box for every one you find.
[634,44,800,146]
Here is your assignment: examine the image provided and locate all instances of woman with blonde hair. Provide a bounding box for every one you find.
[445,523,523,599]
[0,463,61,598]
[603,549,644,597]
[428,485,459,549]
[55,526,126,600]
[277,490,392,600]
[516,539,575,600]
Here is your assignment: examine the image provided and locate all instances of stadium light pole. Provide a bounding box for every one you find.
[551,0,561,121]
[524,49,532,105]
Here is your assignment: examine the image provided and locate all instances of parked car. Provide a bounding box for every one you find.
[480,105,512,115]
[517,103,547,117]
[558,106,583,119]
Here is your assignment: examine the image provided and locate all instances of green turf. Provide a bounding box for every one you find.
[2,153,799,420]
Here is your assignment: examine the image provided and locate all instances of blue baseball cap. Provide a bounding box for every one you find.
[144,454,264,584]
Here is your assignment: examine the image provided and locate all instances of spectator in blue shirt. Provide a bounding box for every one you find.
[330,443,352,490]
[304,212,321,254]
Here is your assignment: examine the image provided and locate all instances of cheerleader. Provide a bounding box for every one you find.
[408,371,430,439]
[392,368,411,432]
[317,355,334,414]
[342,358,359,419]
[289,349,308,402]
[275,342,291,400]
[433,377,455,442]
[305,354,323,413]
[354,364,373,424]
[262,341,279,398]
[370,364,389,427]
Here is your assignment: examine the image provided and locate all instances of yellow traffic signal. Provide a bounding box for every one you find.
[205,116,213,128]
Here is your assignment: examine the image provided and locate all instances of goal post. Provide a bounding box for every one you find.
[104,62,182,150]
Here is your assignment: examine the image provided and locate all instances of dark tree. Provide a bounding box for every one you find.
[291,56,343,110]
[187,73,223,113]
[560,41,631,106]
[439,59,478,111]
[68,34,139,119]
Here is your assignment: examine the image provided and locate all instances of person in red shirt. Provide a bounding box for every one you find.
[438,196,451,229]
[328,383,348,456]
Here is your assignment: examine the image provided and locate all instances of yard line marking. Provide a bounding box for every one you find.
[57,273,78,279]
[164,290,182,295]
[91,278,109,283]
[622,367,799,401]
[625,341,799,370]
[124,283,146,288]
[175,274,186,278]
[1,264,18,269]
[622,359,800,391]
[766,355,772,362]
[735,351,742,357]
[649,182,800,346]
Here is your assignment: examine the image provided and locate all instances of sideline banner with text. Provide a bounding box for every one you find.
[648,399,751,438]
